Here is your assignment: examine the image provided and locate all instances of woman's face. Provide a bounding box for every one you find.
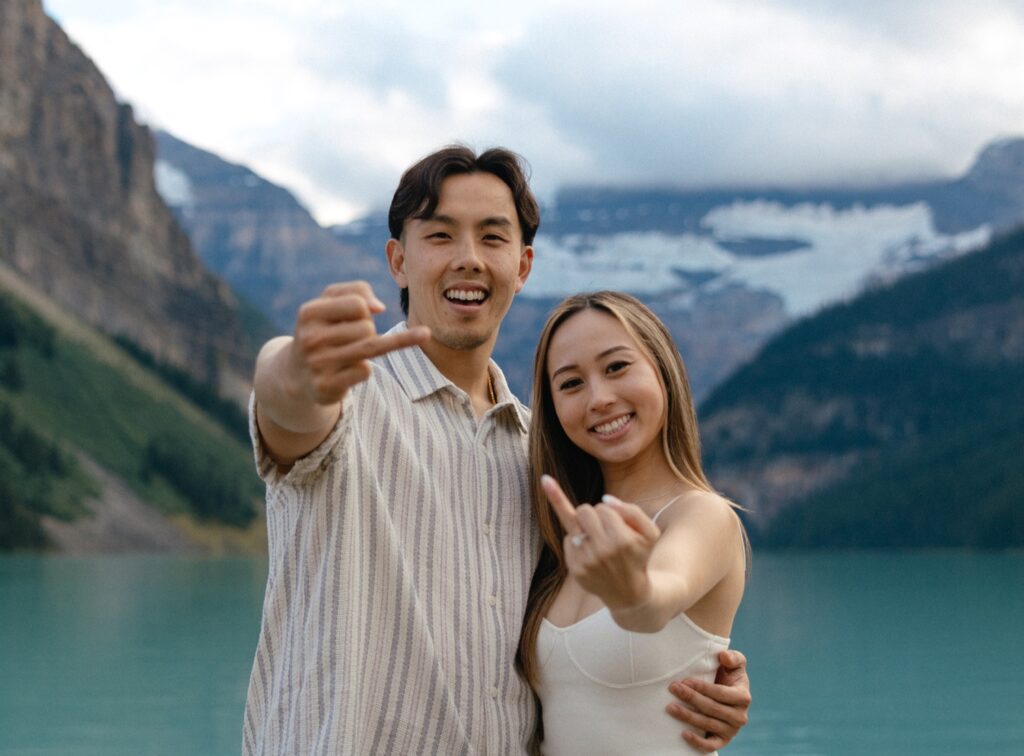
[546,309,667,472]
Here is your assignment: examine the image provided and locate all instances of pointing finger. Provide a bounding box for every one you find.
[541,475,579,534]
[349,327,431,361]
[601,495,661,541]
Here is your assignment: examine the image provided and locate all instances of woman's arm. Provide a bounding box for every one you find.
[542,476,742,633]
[604,492,741,632]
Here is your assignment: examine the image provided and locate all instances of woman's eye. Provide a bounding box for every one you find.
[607,361,630,374]
[557,377,582,391]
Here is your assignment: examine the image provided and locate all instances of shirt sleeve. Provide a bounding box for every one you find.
[248,390,355,487]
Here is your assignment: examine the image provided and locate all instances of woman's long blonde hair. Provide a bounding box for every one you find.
[516,291,717,687]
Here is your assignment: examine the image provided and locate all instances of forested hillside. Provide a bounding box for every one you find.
[0,283,263,552]
[701,229,1024,547]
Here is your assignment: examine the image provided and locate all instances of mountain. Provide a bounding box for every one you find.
[0,0,272,552]
[0,267,265,553]
[0,0,258,402]
[153,118,1024,401]
[154,131,394,333]
[699,228,1024,548]
[329,141,1023,398]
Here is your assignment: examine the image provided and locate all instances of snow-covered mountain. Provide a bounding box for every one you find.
[155,133,1024,400]
[528,200,989,316]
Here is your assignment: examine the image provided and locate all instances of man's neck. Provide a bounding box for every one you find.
[420,334,497,419]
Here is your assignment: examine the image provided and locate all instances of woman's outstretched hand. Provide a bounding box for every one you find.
[541,475,661,614]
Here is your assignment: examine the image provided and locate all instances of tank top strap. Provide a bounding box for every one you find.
[651,494,686,525]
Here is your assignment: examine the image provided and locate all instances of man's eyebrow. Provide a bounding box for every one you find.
[422,214,514,229]
[550,345,632,380]
[479,216,513,229]
[424,213,457,226]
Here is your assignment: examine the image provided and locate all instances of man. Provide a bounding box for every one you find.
[244,146,751,754]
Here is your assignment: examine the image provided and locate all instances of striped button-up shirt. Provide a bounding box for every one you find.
[243,323,540,755]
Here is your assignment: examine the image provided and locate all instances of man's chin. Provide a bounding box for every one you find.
[433,326,493,352]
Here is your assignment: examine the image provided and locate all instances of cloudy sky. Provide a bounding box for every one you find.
[45,0,1024,225]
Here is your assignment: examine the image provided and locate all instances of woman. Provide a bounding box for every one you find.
[516,291,748,755]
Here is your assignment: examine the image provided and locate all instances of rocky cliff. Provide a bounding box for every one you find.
[0,0,253,400]
[155,130,390,334]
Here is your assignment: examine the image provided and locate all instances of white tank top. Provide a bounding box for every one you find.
[535,499,731,755]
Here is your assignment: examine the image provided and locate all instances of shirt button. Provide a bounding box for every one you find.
[486,595,497,607]
[489,686,499,699]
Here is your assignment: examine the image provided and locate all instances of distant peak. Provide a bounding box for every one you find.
[965,136,1024,183]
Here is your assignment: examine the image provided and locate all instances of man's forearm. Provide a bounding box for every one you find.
[254,336,343,463]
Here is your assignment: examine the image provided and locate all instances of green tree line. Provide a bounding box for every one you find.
[703,228,1024,548]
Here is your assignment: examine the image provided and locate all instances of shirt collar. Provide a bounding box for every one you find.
[381,322,451,401]
[488,358,530,433]
[382,322,529,433]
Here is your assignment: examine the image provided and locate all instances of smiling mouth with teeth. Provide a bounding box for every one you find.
[445,289,488,303]
[592,413,634,436]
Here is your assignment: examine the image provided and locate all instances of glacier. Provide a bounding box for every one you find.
[526,200,990,316]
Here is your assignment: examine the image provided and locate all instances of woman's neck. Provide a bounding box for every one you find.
[600,455,690,517]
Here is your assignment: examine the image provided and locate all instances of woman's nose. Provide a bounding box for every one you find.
[587,381,615,412]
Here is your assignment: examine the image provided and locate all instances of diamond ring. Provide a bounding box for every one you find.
[570,533,588,547]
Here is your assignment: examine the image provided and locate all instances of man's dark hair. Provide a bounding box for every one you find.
[388,145,541,315]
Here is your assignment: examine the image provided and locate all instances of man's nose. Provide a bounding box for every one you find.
[451,236,484,271]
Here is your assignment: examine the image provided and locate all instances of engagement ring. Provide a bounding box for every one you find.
[571,533,587,547]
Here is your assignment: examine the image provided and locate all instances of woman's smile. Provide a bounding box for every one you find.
[590,412,635,439]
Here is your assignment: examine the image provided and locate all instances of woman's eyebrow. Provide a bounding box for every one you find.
[550,345,631,380]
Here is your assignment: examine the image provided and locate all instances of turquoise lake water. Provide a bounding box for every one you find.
[1,552,1022,755]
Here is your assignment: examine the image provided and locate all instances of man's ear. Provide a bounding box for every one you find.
[514,245,534,294]
[386,238,407,288]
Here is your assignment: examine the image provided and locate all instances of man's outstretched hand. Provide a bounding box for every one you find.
[254,281,430,463]
[666,649,751,752]
[289,281,430,406]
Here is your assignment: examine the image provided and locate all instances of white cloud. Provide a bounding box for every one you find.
[43,0,1024,224]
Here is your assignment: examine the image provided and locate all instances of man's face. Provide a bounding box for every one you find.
[387,172,533,352]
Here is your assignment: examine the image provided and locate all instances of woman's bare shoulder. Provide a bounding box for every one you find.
[660,488,741,533]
